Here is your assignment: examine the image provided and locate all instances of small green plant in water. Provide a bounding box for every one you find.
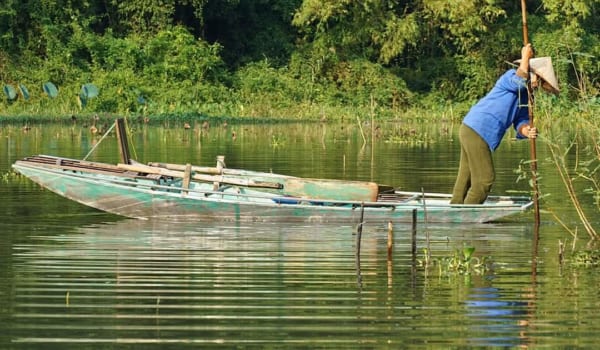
[270,134,285,147]
[419,246,493,275]
[570,250,600,268]
[1,171,20,183]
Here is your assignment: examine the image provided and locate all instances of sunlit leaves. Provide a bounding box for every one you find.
[542,0,593,24]
[422,0,505,52]
[292,0,352,30]
[114,0,177,34]
[293,0,505,64]
[143,26,224,83]
[0,0,597,117]
[376,13,420,64]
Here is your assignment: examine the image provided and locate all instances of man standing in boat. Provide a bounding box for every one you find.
[450,44,559,204]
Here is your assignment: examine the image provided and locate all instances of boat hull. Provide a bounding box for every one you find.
[12,157,533,224]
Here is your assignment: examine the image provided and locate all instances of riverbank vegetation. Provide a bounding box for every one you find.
[0,0,597,122]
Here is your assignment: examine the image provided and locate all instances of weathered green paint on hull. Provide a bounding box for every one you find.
[12,158,533,224]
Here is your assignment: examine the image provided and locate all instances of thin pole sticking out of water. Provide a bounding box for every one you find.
[422,188,431,263]
[411,209,418,290]
[387,221,393,260]
[355,202,365,288]
[411,209,417,258]
[387,220,394,289]
[356,202,365,260]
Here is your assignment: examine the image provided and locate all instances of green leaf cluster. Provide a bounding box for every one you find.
[0,0,597,120]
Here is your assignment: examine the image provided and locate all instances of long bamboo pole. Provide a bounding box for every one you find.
[521,0,541,226]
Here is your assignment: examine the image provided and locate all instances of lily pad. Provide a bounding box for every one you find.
[19,84,30,100]
[43,82,58,98]
[81,83,99,99]
[78,94,87,109]
[3,85,17,100]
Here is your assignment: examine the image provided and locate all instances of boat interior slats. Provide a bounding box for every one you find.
[377,193,417,202]
[19,155,133,176]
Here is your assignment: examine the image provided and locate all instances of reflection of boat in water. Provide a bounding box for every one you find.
[12,119,533,224]
[8,217,540,347]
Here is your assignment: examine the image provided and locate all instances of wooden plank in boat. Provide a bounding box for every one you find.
[117,163,283,189]
[123,163,380,201]
[281,177,379,202]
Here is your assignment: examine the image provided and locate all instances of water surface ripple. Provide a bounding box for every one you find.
[5,219,565,348]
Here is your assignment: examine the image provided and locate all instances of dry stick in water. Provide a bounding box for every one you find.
[355,202,365,288]
[411,209,417,258]
[422,188,431,263]
[356,116,367,145]
[387,221,393,261]
[558,240,565,266]
[356,202,365,260]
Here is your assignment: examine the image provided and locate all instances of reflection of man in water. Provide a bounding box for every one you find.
[465,287,532,347]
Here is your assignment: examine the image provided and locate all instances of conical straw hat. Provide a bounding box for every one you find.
[515,57,560,94]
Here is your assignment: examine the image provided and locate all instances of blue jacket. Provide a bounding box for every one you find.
[463,69,530,151]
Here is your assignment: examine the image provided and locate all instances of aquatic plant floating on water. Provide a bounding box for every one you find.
[419,246,493,276]
[570,250,600,268]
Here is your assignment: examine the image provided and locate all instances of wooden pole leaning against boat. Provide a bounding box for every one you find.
[115,118,132,165]
[213,155,225,191]
[182,163,192,195]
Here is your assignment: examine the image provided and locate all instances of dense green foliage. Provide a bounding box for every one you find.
[0,0,598,121]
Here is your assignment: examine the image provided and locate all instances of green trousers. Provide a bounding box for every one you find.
[450,124,495,204]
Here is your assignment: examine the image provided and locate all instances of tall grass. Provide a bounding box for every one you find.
[536,94,600,241]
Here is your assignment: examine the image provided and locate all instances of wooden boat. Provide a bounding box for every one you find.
[12,119,533,224]
[12,158,533,224]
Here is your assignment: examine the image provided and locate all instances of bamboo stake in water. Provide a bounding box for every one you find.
[422,188,431,263]
[355,202,365,288]
[387,221,393,261]
[356,202,365,260]
[521,0,541,227]
[411,209,417,258]
[387,221,394,288]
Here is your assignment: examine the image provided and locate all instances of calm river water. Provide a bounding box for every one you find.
[1,121,599,348]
